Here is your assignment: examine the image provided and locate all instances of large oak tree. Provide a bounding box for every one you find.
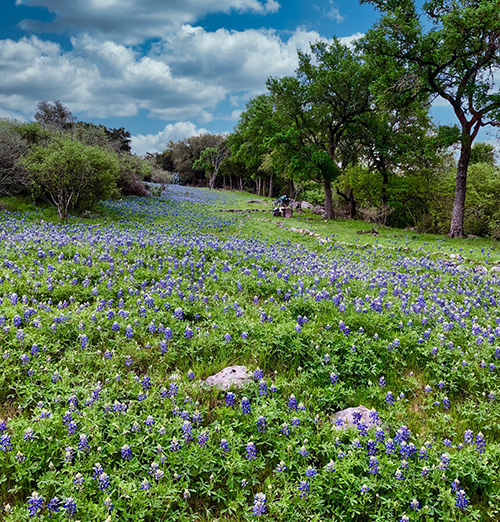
[360,0,500,237]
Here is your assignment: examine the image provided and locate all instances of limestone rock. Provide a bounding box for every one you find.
[332,405,380,430]
[311,205,325,215]
[301,201,314,210]
[205,365,250,390]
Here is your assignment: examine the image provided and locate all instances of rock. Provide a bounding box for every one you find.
[248,199,263,204]
[301,201,314,210]
[312,205,325,215]
[467,234,478,239]
[490,266,500,273]
[331,405,380,430]
[474,265,487,273]
[205,365,251,390]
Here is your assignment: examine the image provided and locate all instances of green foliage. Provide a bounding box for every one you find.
[360,0,500,237]
[21,136,120,220]
[465,162,500,237]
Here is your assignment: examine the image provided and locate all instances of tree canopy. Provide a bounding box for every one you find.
[360,0,500,237]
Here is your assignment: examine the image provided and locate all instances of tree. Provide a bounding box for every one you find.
[193,140,230,190]
[231,94,281,196]
[267,39,372,218]
[22,137,119,221]
[164,134,226,185]
[470,142,496,165]
[34,100,75,132]
[0,119,30,196]
[360,0,500,237]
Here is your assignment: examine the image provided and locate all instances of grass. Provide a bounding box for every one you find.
[0,187,499,521]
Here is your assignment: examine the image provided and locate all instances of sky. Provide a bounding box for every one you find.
[0,0,496,155]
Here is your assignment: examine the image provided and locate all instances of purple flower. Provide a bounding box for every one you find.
[252,492,267,516]
[475,432,486,453]
[1,433,12,451]
[47,496,60,514]
[121,444,132,460]
[63,497,77,516]
[288,394,298,411]
[298,480,310,498]
[78,434,90,452]
[170,437,180,452]
[253,368,263,380]
[410,499,421,511]
[455,489,468,510]
[241,397,251,415]
[98,472,110,490]
[27,492,44,518]
[198,430,209,446]
[220,439,229,454]
[305,466,317,478]
[246,441,257,460]
[257,416,267,432]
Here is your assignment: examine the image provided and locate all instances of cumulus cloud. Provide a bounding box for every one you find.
[0,35,226,121]
[131,121,209,155]
[0,26,326,124]
[153,26,323,91]
[16,0,281,44]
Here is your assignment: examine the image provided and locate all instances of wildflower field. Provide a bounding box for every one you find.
[1,187,499,521]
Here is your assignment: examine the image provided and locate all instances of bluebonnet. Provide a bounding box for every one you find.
[225,392,235,407]
[1,433,12,451]
[246,441,257,460]
[241,397,251,414]
[257,416,267,432]
[121,444,132,460]
[252,493,267,516]
[299,480,310,498]
[305,466,317,478]
[220,439,229,454]
[47,496,60,514]
[253,368,263,380]
[455,489,468,510]
[63,497,77,516]
[410,499,421,511]
[198,430,209,446]
[27,492,44,518]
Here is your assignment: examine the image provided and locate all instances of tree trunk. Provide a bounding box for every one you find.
[337,187,356,219]
[324,177,334,219]
[230,175,233,191]
[449,137,472,238]
[263,180,267,197]
[268,174,273,199]
[348,189,356,219]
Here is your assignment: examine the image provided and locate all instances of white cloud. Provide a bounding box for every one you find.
[155,26,323,91]
[315,1,345,23]
[131,121,209,155]
[0,26,327,124]
[0,35,227,121]
[16,0,281,44]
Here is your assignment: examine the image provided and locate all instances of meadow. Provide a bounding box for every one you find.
[0,186,499,521]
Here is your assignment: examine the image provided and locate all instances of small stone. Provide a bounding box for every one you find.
[205,366,251,390]
[331,405,380,430]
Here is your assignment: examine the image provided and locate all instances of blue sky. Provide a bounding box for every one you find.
[0,0,495,154]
